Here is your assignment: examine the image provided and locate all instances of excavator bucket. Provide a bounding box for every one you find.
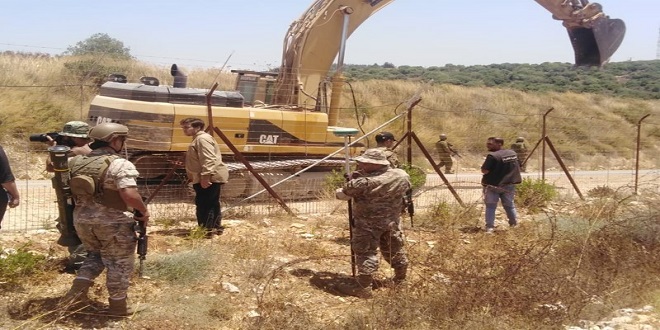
[568,17,625,67]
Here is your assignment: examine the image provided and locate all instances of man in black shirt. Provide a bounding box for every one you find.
[0,145,20,229]
[481,137,522,233]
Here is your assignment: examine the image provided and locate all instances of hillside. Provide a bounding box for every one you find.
[0,53,659,172]
[343,60,660,100]
[0,53,659,329]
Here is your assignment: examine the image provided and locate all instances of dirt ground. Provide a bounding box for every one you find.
[1,207,659,330]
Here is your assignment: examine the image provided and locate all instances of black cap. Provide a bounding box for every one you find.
[375,131,396,143]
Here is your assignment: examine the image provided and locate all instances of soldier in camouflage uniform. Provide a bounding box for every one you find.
[334,148,411,298]
[374,131,400,168]
[435,133,457,174]
[60,123,150,316]
[45,121,93,272]
[510,137,528,172]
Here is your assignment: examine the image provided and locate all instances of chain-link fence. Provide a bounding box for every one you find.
[2,152,658,232]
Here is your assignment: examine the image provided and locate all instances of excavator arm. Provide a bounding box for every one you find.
[273,0,625,110]
[535,0,625,67]
[273,0,395,108]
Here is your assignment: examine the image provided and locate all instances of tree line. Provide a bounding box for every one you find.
[342,60,660,100]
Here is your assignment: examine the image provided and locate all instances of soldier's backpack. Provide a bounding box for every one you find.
[68,154,128,211]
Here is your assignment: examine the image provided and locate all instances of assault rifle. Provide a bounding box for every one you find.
[134,209,148,278]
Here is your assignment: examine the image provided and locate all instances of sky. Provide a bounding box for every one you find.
[2,0,658,72]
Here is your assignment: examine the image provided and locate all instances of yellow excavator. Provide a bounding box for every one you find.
[87,0,625,199]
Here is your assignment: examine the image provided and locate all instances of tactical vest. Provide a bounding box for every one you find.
[68,154,128,211]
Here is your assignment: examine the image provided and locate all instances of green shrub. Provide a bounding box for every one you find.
[0,245,48,284]
[401,164,427,190]
[144,249,211,283]
[323,169,346,193]
[516,178,558,213]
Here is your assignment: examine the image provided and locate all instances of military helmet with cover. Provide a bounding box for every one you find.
[88,123,129,142]
[439,133,447,140]
[516,137,525,142]
[59,121,90,138]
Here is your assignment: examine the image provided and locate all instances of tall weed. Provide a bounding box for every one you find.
[516,178,558,213]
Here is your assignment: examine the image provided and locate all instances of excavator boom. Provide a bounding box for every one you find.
[273,0,625,108]
[273,0,395,108]
[535,0,625,67]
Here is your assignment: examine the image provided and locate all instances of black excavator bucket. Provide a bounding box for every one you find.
[568,17,625,67]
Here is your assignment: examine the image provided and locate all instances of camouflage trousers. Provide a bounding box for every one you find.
[352,222,408,276]
[437,156,453,172]
[74,221,136,299]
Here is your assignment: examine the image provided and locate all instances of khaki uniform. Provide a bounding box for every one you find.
[185,130,229,231]
[72,154,140,299]
[435,140,455,173]
[510,142,528,172]
[184,131,228,184]
[341,168,411,276]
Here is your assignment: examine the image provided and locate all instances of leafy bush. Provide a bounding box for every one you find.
[516,178,558,213]
[0,245,48,285]
[323,169,345,193]
[401,164,426,190]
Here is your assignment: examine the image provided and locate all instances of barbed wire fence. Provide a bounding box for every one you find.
[1,81,659,232]
[2,120,660,231]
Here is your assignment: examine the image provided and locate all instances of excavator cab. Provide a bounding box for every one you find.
[568,16,625,67]
[231,70,278,106]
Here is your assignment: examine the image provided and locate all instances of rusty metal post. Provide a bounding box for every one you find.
[542,107,554,181]
[545,136,584,200]
[635,114,651,194]
[393,98,465,208]
[406,98,418,165]
[205,83,294,215]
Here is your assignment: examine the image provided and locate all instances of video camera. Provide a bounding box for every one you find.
[29,132,75,147]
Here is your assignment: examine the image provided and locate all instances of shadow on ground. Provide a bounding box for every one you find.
[149,228,190,238]
[290,268,355,297]
[7,296,119,329]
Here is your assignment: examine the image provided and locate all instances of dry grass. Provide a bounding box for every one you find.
[1,190,659,329]
[2,54,659,172]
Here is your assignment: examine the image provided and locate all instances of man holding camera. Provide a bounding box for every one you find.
[45,121,93,157]
[44,121,92,272]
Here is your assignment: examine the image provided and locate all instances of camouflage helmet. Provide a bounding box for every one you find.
[59,121,90,138]
[88,123,129,142]
[439,133,447,140]
[516,137,525,142]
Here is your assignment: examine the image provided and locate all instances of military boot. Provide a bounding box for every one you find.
[107,297,148,317]
[334,275,373,298]
[392,266,407,285]
[107,297,129,316]
[60,278,93,308]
